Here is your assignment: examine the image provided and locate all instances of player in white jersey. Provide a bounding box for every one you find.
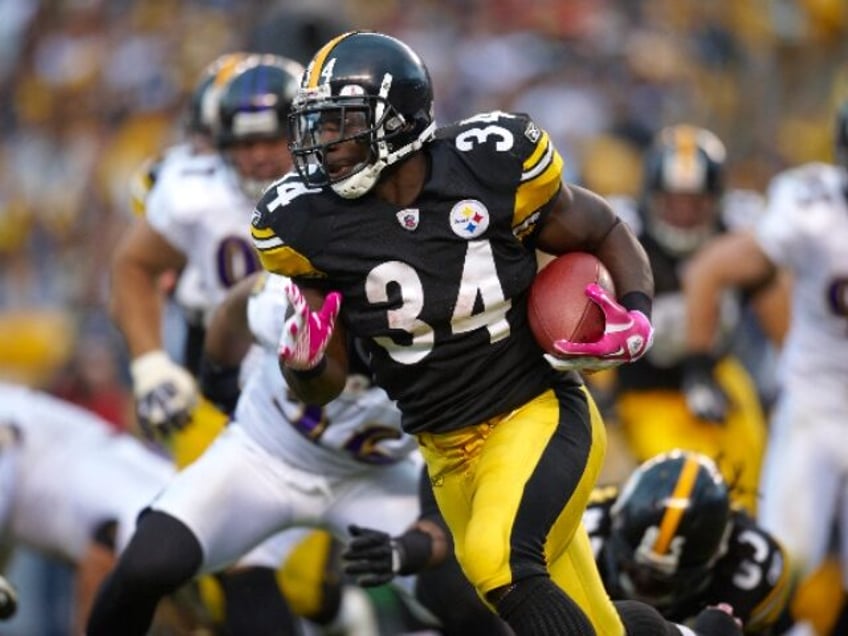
[0,382,176,633]
[87,271,424,636]
[684,103,848,635]
[111,53,302,438]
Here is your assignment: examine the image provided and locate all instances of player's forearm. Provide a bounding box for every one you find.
[281,355,347,405]
[204,277,252,367]
[109,262,165,358]
[683,231,774,354]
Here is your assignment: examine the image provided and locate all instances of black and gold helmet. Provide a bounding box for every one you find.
[288,31,435,199]
[641,125,727,255]
[606,450,731,610]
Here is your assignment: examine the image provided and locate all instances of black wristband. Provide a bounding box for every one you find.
[288,356,327,380]
[619,291,652,321]
[395,528,433,575]
[198,357,241,414]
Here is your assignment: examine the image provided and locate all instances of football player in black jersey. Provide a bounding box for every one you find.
[585,450,791,633]
[604,125,784,514]
[249,31,745,636]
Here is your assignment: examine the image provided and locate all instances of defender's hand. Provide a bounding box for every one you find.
[130,350,197,439]
[551,283,653,370]
[342,525,399,587]
[682,354,729,423]
[278,282,342,372]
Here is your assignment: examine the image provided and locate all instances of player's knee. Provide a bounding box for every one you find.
[116,511,203,593]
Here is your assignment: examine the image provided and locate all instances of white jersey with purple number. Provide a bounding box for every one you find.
[756,162,848,394]
[237,272,419,476]
[754,161,848,585]
[145,150,260,325]
[0,383,175,563]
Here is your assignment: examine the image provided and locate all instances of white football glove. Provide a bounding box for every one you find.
[130,350,197,439]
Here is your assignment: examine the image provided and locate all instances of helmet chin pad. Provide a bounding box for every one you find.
[331,160,385,199]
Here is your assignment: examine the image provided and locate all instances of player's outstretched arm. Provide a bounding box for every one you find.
[111,218,197,438]
[682,230,777,356]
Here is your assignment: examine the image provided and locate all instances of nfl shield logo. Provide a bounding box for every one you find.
[396,208,420,231]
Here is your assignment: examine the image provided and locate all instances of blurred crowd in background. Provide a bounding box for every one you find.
[0,0,846,417]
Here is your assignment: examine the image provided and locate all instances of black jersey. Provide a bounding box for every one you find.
[584,487,791,633]
[251,111,580,433]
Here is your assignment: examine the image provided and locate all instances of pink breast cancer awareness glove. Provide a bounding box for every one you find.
[278,281,342,371]
[548,283,654,372]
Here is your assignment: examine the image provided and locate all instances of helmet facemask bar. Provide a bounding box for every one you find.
[289,99,378,185]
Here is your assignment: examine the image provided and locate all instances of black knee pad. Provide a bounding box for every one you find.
[116,510,204,593]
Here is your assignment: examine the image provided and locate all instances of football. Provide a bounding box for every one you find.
[527,252,615,354]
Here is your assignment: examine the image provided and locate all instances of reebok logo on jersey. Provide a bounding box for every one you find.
[449,199,490,239]
[396,208,420,231]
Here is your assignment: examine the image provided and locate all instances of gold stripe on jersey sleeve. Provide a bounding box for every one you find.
[651,455,700,555]
[745,542,792,631]
[513,132,564,230]
[306,32,353,88]
[251,226,323,277]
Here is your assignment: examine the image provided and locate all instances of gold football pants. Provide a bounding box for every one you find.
[417,384,624,636]
[615,356,766,514]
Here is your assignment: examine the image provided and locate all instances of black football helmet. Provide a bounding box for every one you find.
[288,31,436,199]
[605,450,731,610]
[642,125,727,255]
[835,100,848,170]
[214,53,304,148]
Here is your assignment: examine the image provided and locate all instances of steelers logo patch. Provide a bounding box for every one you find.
[449,199,490,239]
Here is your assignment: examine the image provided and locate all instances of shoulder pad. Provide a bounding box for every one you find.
[438,111,565,234]
[145,152,229,225]
[250,171,326,278]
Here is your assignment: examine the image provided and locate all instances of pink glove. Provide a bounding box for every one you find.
[549,283,653,371]
[279,281,342,371]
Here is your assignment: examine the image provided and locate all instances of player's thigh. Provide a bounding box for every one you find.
[150,425,318,573]
[419,385,605,594]
[325,457,421,537]
[760,398,837,572]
